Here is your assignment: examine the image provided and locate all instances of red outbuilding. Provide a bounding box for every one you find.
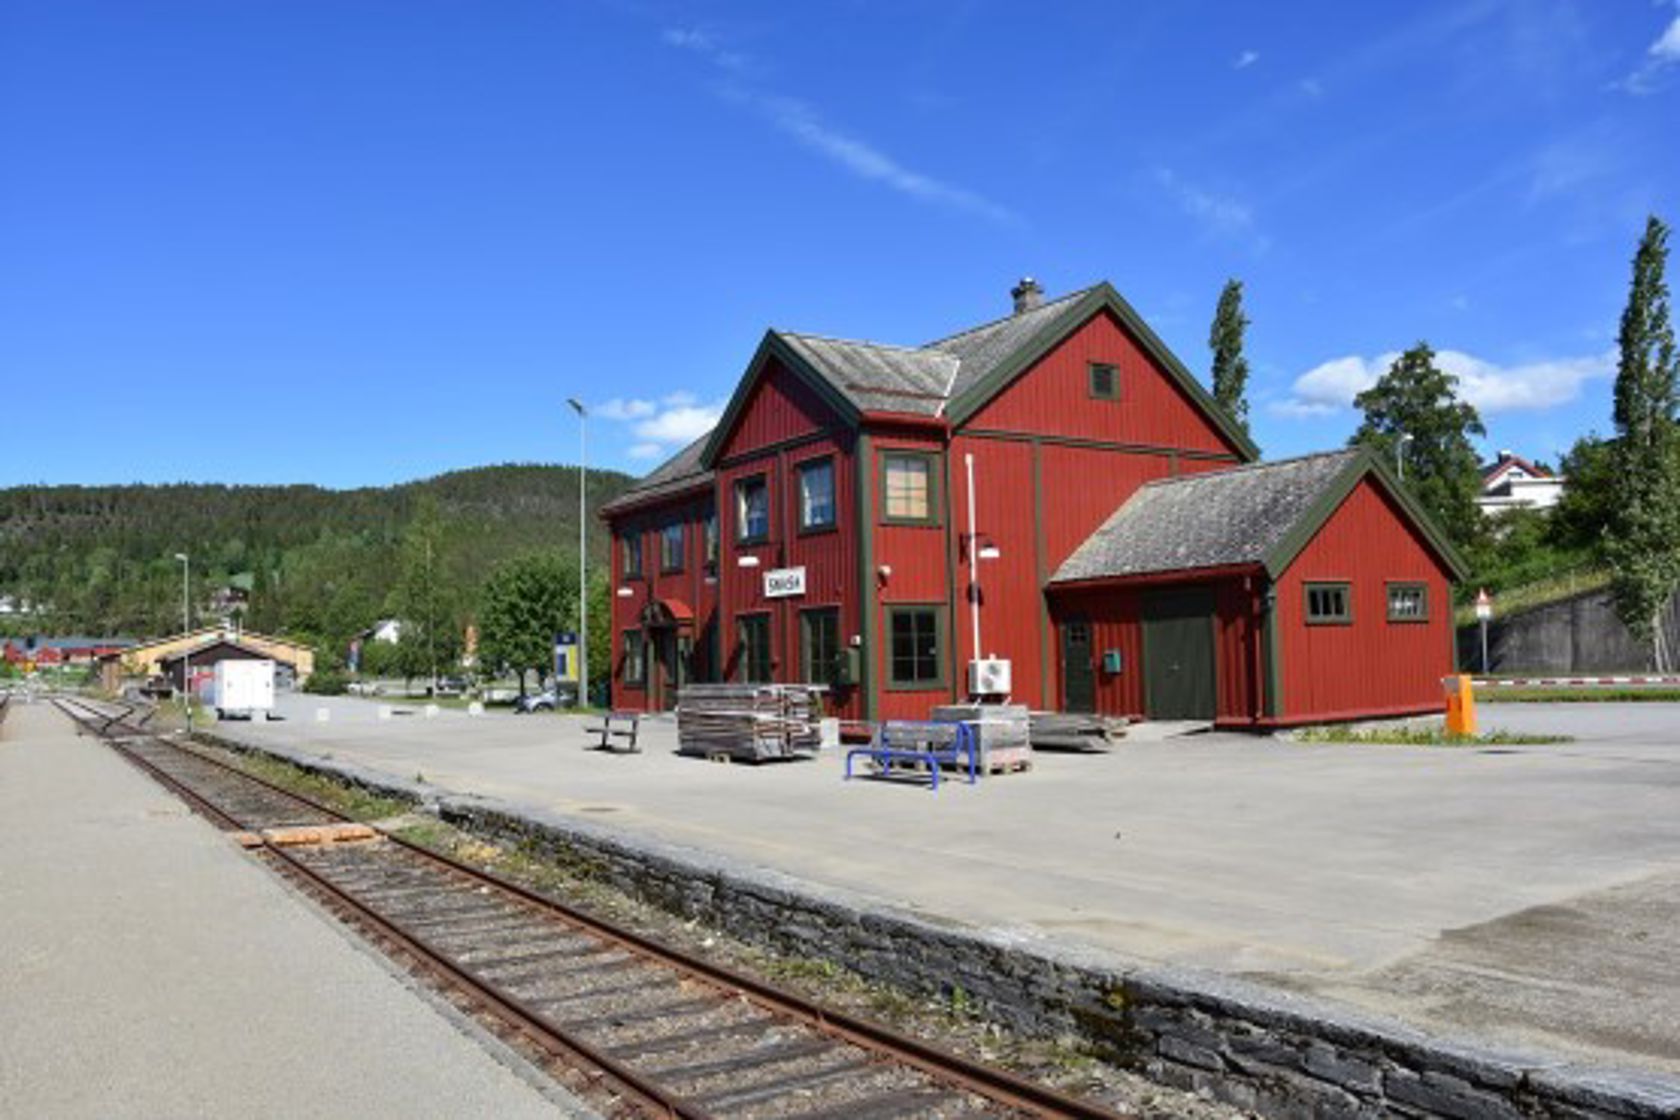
[601,279,1467,727]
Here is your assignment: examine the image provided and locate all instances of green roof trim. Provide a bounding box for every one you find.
[942,282,1262,462]
[700,331,863,469]
[1259,447,1470,582]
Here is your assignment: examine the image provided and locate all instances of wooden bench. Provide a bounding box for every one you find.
[584,710,641,753]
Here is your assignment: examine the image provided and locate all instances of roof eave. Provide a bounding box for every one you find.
[1259,448,1471,582]
[942,283,1262,462]
[700,332,864,469]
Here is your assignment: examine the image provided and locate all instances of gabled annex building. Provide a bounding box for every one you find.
[602,279,1466,728]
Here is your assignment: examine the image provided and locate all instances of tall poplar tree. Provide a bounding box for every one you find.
[1208,279,1252,441]
[1349,342,1485,546]
[1604,215,1680,669]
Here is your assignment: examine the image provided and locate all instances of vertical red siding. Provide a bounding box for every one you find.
[605,493,719,712]
[717,359,837,460]
[1275,479,1455,720]
[963,311,1246,457]
[1049,577,1257,722]
[867,432,955,720]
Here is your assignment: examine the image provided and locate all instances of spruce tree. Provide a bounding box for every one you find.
[1604,215,1680,669]
[1208,279,1252,441]
[1349,342,1485,546]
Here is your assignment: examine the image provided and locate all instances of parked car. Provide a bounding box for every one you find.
[513,689,557,713]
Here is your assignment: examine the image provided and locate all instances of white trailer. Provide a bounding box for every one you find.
[212,659,276,720]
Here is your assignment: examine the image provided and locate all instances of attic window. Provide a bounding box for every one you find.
[1387,582,1428,623]
[1088,362,1120,401]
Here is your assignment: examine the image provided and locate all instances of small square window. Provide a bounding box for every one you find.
[1305,582,1352,625]
[1387,582,1428,622]
[882,453,936,524]
[1089,362,1120,401]
[887,606,943,688]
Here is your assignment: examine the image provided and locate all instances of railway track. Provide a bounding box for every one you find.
[55,696,1129,1120]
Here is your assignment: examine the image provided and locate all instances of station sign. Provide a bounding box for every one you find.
[764,566,807,599]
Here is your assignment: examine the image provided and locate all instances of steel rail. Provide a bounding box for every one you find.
[57,697,1129,1120]
[51,699,703,1120]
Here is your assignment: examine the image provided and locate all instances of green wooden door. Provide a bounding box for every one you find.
[1143,588,1216,720]
[1061,620,1096,713]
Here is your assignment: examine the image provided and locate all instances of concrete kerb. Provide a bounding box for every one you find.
[193,731,1680,1120]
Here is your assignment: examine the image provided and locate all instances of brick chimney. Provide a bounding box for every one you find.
[1011,277,1044,315]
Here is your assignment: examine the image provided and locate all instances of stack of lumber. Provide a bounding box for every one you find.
[677,684,823,762]
[931,704,1033,773]
[1028,711,1128,751]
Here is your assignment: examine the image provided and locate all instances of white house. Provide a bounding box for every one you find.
[1477,451,1566,514]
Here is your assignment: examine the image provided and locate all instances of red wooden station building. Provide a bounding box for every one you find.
[601,279,1466,728]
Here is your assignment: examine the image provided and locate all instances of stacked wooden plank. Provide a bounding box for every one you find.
[677,684,824,762]
[1028,711,1128,751]
[930,703,1033,774]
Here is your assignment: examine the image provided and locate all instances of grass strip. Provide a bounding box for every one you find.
[1476,686,1680,703]
[1293,726,1570,746]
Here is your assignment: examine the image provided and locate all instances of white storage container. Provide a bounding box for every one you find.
[212,659,276,720]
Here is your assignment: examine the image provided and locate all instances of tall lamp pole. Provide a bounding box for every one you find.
[567,399,588,710]
[174,552,191,723]
[1396,432,1414,481]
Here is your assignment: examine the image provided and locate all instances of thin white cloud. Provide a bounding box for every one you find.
[662,28,1016,225]
[1617,2,1680,93]
[1152,168,1270,254]
[596,398,657,421]
[1273,348,1614,418]
[661,27,748,73]
[600,393,727,464]
[632,401,725,446]
[1298,77,1324,98]
[1234,50,1260,70]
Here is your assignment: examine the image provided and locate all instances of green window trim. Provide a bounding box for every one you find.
[796,456,838,533]
[659,522,685,573]
[799,607,841,685]
[880,451,941,526]
[735,475,771,544]
[1386,581,1430,623]
[622,533,643,579]
[1088,362,1120,401]
[703,511,719,571]
[621,629,647,687]
[885,603,947,690]
[1304,581,1353,626]
[736,612,773,683]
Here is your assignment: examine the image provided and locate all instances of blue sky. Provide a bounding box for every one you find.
[3,1,1677,487]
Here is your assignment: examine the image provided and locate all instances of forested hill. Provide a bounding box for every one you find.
[0,463,634,642]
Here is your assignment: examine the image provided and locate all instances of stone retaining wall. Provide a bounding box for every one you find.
[202,733,1680,1120]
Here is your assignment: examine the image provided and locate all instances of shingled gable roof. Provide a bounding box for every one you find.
[610,281,1263,513]
[598,430,713,515]
[1051,448,1468,585]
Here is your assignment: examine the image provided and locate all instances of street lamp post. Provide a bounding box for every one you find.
[567,399,588,710]
[1396,432,1414,480]
[174,552,191,723]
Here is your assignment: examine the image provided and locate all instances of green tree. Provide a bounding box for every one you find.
[387,497,464,687]
[1350,342,1486,546]
[1604,215,1680,668]
[1208,278,1253,442]
[1549,433,1616,551]
[477,553,578,694]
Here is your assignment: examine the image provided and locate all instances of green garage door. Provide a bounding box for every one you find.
[1143,587,1216,720]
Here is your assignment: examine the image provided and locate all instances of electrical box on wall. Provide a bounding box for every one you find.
[968,658,1013,695]
[832,647,861,686]
[1102,649,1124,673]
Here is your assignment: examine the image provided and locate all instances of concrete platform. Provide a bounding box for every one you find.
[216,693,1680,1083]
[0,700,587,1118]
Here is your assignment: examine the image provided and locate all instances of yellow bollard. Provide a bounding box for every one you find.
[1442,673,1477,736]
